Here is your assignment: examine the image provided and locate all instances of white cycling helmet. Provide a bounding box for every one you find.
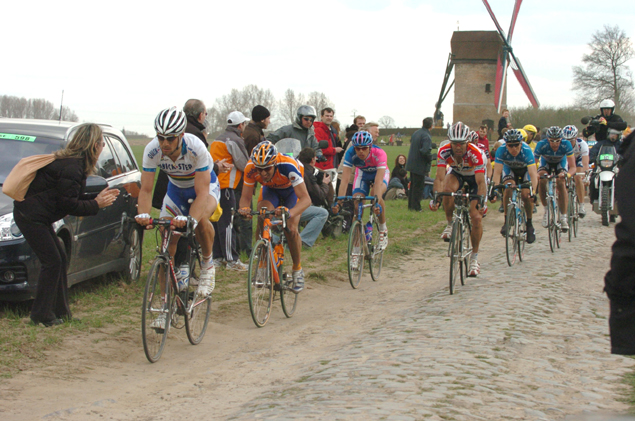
[448,122,470,142]
[154,106,187,136]
[600,99,615,110]
[562,125,579,140]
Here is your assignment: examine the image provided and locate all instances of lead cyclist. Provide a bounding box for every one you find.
[135,107,220,311]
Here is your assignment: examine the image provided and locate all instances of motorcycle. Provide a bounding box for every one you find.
[591,143,619,226]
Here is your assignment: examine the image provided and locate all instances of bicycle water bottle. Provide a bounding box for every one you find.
[176,264,190,292]
[365,221,373,242]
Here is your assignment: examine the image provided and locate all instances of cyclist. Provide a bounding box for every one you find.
[237,141,311,293]
[523,124,539,150]
[534,126,576,231]
[562,125,589,217]
[136,107,221,327]
[430,122,486,277]
[469,130,491,217]
[333,131,390,251]
[489,129,538,243]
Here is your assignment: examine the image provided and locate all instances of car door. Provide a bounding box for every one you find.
[71,138,126,273]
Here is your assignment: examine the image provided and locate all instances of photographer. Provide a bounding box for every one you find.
[585,99,627,144]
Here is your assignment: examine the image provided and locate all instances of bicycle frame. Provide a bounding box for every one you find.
[336,195,378,256]
[257,211,287,286]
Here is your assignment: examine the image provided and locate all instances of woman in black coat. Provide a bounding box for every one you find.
[13,123,119,327]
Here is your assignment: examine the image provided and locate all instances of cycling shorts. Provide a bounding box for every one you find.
[575,155,584,168]
[259,185,298,209]
[352,168,390,196]
[448,169,480,200]
[502,166,531,186]
[161,179,221,218]
[538,157,567,175]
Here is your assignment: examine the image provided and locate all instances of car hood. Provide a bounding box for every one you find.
[0,192,14,216]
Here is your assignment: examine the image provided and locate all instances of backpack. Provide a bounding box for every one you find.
[2,154,56,201]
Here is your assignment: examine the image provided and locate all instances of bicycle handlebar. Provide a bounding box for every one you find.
[492,182,532,190]
[334,195,376,202]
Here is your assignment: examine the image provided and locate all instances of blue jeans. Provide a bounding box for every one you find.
[299,206,329,247]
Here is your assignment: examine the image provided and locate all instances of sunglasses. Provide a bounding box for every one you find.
[255,166,274,174]
[302,117,314,122]
[354,146,369,151]
[507,143,521,148]
[158,134,179,142]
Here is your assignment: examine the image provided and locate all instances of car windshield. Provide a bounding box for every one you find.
[0,137,64,184]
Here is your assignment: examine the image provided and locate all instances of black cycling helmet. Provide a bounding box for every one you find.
[546,126,563,139]
[503,129,522,144]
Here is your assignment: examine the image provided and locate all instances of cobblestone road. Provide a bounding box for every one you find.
[229,212,634,420]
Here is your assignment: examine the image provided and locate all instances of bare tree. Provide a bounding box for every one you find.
[52,106,79,122]
[30,98,56,119]
[0,95,79,120]
[278,88,306,125]
[378,115,396,129]
[306,91,332,117]
[573,25,635,112]
[205,85,277,134]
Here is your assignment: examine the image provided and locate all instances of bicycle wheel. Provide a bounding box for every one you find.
[547,198,555,253]
[247,240,274,328]
[567,192,575,242]
[347,220,364,289]
[554,204,561,249]
[460,213,471,284]
[572,200,579,238]
[185,250,211,345]
[517,206,526,262]
[369,219,384,282]
[141,259,170,363]
[505,203,518,266]
[279,261,298,318]
[449,220,461,295]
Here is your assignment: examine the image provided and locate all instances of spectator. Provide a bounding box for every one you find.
[405,117,433,211]
[295,148,330,247]
[391,154,409,197]
[385,168,408,200]
[332,120,344,166]
[477,125,490,153]
[338,125,359,231]
[14,124,119,326]
[497,109,512,140]
[267,105,323,157]
[313,107,342,187]
[236,105,270,257]
[209,111,250,271]
[605,130,635,355]
[354,115,366,129]
[363,122,380,143]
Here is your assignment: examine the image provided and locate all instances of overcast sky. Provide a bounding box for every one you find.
[3,0,634,135]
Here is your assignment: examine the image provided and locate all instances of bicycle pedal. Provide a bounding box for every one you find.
[274,283,282,291]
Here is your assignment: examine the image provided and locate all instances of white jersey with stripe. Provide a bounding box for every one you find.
[142,133,212,189]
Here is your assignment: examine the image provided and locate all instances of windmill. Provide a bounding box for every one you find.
[482,0,539,113]
[433,0,539,130]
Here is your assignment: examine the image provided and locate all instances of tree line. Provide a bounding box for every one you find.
[0,95,79,122]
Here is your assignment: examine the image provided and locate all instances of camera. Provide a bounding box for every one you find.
[316,155,328,163]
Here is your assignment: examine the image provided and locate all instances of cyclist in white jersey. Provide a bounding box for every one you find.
[136,107,221,309]
[562,125,589,217]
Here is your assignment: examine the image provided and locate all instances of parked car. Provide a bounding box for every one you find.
[0,119,143,300]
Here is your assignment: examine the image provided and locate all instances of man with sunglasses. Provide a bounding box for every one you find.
[266,105,324,161]
[430,122,486,277]
[333,131,390,251]
[238,141,311,293]
[489,129,538,243]
[534,126,576,231]
[136,107,221,307]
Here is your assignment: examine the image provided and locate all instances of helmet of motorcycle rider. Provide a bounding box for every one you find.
[296,105,317,126]
[600,99,615,115]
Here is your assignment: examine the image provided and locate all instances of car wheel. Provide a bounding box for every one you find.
[121,226,143,282]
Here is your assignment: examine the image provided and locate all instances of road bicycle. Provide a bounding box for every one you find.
[334,195,384,289]
[494,182,532,266]
[541,174,561,252]
[566,172,587,241]
[246,208,298,328]
[434,191,482,295]
[141,217,212,363]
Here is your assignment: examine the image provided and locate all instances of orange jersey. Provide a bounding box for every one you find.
[244,154,305,189]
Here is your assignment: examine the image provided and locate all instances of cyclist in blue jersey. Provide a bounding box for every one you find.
[534,126,576,231]
[489,129,538,243]
[136,108,221,316]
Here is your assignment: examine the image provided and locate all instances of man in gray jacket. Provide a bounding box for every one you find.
[406,117,434,211]
[267,105,323,159]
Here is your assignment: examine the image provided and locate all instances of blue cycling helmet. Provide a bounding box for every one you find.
[546,126,563,139]
[562,125,578,140]
[503,129,523,144]
[351,130,373,147]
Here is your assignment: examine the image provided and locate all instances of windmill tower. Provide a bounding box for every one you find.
[434,0,539,132]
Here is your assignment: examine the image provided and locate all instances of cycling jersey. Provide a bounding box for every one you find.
[533,139,573,165]
[495,143,536,169]
[342,145,388,173]
[143,133,212,189]
[437,143,485,176]
[243,154,304,189]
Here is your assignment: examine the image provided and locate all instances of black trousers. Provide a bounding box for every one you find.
[408,172,425,211]
[14,210,72,322]
[213,188,239,262]
[234,189,253,257]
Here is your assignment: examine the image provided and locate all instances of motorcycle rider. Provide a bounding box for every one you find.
[266,105,325,161]
[589,128,623,211]
[586,99,627,143]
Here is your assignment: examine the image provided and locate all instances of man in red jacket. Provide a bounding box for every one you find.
[313,107,342,188]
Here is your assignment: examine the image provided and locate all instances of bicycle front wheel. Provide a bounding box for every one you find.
[449,220,461,295]
[347,220,364,289]
[505,203,518,266]
[567,192,575,242]
[369,219,384,282]
[572,199,579,238]
[279,262,298,318]
[247,240,274,328]
[141,259,170,363]
[185,251,211,345]
[547,199,555,253]
[517,206,526,262]
[460,213,471,284]
[554,204,561,249]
